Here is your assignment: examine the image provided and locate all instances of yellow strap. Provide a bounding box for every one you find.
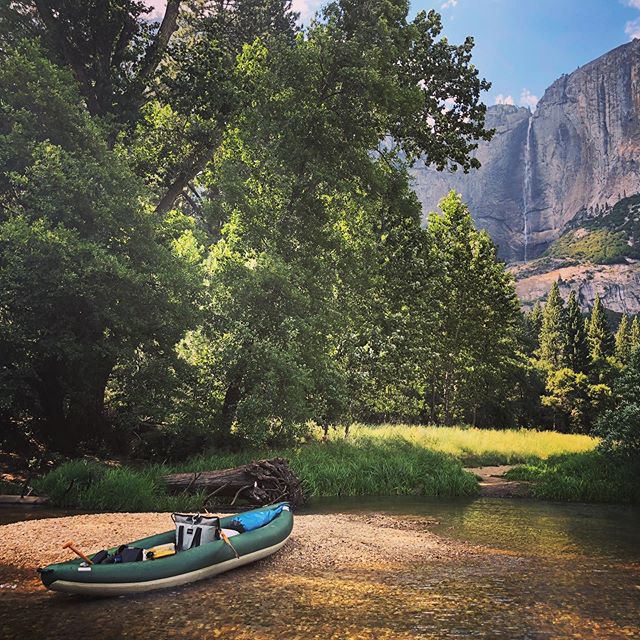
[220,531,239,559]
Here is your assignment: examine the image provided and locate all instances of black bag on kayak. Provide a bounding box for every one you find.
[114,545,143,563]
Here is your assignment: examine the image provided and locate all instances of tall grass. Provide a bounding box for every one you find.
[33,424,603,511]
[342,424,597,466]
[505,452,640,504]
[34,434,478,511]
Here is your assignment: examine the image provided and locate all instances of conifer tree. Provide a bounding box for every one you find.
[565,291,589,373]
[587,294,614,363]
[615,314,632,364]
[538,281,566,370]
[630,316,640,354]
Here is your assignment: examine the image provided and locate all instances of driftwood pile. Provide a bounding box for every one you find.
[162,457,305,509]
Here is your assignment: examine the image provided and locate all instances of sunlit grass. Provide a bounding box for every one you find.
[335,424,598,466]
[33,424,603,510]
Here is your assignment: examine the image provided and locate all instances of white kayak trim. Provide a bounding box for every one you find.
[48,534,290,596]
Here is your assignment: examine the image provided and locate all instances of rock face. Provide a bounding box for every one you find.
[412,40,640,262]
[511,259,640,315]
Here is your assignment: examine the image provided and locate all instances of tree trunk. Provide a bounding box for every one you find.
[34,357,113,454]
[218,376,242,443]
[162,458,305,508]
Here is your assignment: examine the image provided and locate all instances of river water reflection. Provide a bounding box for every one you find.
[1,497,639,639]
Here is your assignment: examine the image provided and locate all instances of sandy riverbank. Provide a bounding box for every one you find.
[0,511,475,591]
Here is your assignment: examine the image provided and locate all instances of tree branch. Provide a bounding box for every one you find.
[34,0,102,115]
[137,0,182,84]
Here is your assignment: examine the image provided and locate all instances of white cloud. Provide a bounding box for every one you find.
[292,0,323,22]
[519,88,539,109]
[622,1,640,39]
[495,94,515,106]
[441,0,459,8]
[626,17,640,39]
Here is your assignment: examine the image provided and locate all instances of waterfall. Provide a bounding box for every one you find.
[522,115,533,262]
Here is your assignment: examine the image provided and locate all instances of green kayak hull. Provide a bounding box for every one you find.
[38,506,293,596]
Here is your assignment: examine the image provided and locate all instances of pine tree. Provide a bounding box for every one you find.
[615,314,632,364]
[565,291,589,373]
[587,294,614,363]
[522,301,543,356]
[630,316,640,354]
[530,301,543,337]
[538,281,566,370]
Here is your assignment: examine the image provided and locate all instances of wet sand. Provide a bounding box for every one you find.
[1,512,638,639]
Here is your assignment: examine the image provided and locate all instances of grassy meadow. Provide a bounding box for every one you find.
[30,424,612,511]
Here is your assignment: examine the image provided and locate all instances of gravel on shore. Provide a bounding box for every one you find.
[0,511,475,592]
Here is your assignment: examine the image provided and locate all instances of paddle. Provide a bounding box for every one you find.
[62,540,93,565]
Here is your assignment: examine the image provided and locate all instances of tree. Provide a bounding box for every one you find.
[595,349,640,462]
[615,314,632,364]
[173,2,494,442]
[630,316,640,354]
[587,293,614,370]
[424,192,522,426]
[565,291,589,373]
[542,368,611,433]
[0,44,200,452]
[1,0,299,215]
[538,281,566,370]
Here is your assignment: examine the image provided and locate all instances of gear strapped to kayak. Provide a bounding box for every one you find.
[37,503,293,596]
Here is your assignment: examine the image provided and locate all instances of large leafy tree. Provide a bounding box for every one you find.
[596,349,640,463]
[0,44,200,452]
[177,1,493,442]
[423,192,522,426]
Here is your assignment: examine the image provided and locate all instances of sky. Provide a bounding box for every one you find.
[146,0,640,109]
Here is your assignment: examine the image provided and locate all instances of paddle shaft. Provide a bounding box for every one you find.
[63,540,93,565]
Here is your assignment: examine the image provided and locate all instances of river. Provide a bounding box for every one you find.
[1,497,638,639]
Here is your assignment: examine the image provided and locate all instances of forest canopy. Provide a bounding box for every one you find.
[4,1,633,461]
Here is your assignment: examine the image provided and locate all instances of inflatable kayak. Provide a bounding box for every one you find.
[38,504,293,596]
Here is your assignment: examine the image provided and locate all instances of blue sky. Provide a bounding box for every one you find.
[290,0,640,109]
[425,0,640,108]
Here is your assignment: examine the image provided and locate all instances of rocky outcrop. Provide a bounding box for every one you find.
[510,259,640,314]
[412,39,640,262]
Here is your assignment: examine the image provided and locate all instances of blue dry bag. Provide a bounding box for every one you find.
[229,503,289,533]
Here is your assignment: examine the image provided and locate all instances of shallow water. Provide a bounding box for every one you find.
[1,497,639,639]
[306,496,640,561]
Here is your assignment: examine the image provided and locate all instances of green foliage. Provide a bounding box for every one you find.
[615,315,632,364]
[505,452,640,504]
[544,193,640,264]
[32,459,206,511]
[541,368,611,433]
[587,294,615,377]
[34,424,602,510]
[565,291,589,373]
[595,349,640,461]
[546,228,628,263]
[537,281,566,370]
[2,2,576,461]
[0,44,200,451]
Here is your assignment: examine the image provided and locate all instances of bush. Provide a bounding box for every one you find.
[505,451,640,504]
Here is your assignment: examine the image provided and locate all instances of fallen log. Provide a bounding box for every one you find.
[162,457,305,508]
[0,494,49,505]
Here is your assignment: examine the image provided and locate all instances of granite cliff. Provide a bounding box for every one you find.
[412,39,640,265]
